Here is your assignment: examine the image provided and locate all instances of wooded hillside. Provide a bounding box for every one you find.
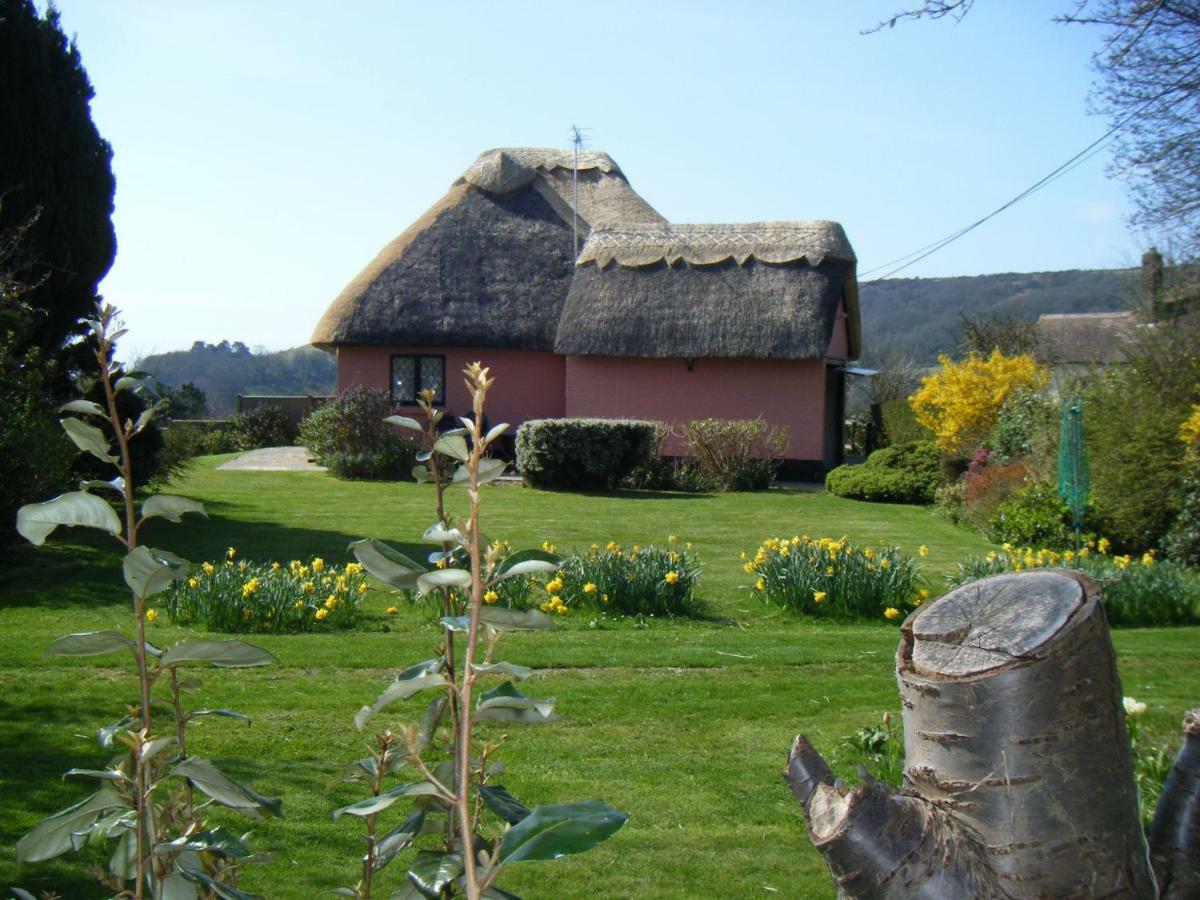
[858,267,1135,364]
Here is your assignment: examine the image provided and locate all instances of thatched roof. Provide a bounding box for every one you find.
[1035,312,1135,365]
[312,148,664,350]
[555,222,860,360]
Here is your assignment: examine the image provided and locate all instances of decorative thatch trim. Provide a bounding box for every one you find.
[576,221,855,268]
[1035,312,1135,365]
[454,148,622,195]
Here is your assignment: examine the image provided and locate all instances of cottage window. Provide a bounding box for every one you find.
[391,355,445,405]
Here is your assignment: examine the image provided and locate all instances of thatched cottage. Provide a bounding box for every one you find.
[312,148,860,470]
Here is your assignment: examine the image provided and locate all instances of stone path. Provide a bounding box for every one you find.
[215,446,326,472]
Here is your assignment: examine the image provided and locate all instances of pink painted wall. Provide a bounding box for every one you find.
[827,298,850,361]
[564,356,828,460]
[336,346,565,427]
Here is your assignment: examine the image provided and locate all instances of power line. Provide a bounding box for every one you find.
[859,61,1200,282]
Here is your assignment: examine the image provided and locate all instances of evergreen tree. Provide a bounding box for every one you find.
[0,0,116,354]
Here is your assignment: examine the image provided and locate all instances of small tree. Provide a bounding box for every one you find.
[908,350,1047,455]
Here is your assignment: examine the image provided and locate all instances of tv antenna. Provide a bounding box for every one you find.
[570,124,590,259]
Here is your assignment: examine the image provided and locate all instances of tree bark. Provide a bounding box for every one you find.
[1149,709,1200,899]
[786,570,1157,899]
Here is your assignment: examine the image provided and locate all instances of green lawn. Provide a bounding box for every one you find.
[2,457,1197,899]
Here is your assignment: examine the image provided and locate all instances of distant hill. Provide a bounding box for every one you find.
[136,341,336,416]
[858,268,1137,364]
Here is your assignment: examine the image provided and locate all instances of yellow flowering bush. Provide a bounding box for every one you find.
[949,541,1200,627]
[159,554,369,632]
[743,535,925,619]
[909,350,1047,454]
[554,538,701,616]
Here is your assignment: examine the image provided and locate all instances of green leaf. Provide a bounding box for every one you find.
[497,560,560,579]
[485,422,510,444]
[373,811,426,872]
[480,784,531,825]
[470,661,533,681]
[45,631,132,658]
[416,568,471,597]
[384,414,423,432]
[481,886,523,900]
[497,800,628,864]
[61,416,118,463]
[413,465,433,484]
[64,767,131,784]
[495,549,561,576]
[170,756,283,818]
[475,682,557,724]
[141,494,207,523]
[17,491,122,545]
[331,782,441,820]
[15,786,129,863]
[390,884,427,900]
[480,607,557,632]
[123,546,190,598]
[416,696,447,753]
[160,870,201,900]
[10,889,38,900]
[140,735,178,762]
[177,867,263,900]
[114,375,144,394]
[432,433,469,462]
[407,850,464,897]
[422,523,466,545]
[190,709,251,724]
[98,715,137,748]
[349,538,427,588]
[161,640,278,669]
[354,658,447,731]
[109,827,138,880]
[451,457,507,485]
[154,826,251,858]
[79,476,125,494]
[59,399,106,417]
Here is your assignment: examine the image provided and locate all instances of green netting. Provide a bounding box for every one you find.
[1057,401,1089,547]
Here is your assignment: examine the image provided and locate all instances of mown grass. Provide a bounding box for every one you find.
[2,457,1197,899]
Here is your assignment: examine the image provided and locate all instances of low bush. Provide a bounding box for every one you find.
[825,441,941,504]
[228,403,295,450]
[880,398,929,445]
[158,552,369,632]
[552,538,701,616]
[1163,466,1200,566]
[985,478,1082,548]
[743,535,927,620]
[299,387,416,480]
[516,418,656,491]
[679,417,789,491]
[987,387,1058,469]
[947,543,1200,627]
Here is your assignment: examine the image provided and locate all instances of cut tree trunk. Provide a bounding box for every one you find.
[785,570,1157,899]
[1149,709,1200,899]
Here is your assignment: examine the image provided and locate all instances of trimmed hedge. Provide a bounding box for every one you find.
[516,418,656,491]
[825,441,941,504]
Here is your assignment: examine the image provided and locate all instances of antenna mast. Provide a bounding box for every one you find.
[570,124,587,259]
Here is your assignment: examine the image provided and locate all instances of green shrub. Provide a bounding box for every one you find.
[987,387,1059,469]
[679,417,789,491]
[199,425,238,454]
[880,398,930,445]
[516,418,656,491]
[1163,466,1200,566]
[228,403,294,450]
[948,545,1199,627]
[159,552,368,632]
[985,478,1080,548]
[553,539,700,617]
[743,535,926,620]
[825,441,941,504]
[299,387,416,480]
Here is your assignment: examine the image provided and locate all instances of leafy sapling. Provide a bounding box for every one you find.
[340,364,628,899]
[14,304,281,900]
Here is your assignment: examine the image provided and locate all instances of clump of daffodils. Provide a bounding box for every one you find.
[156,554,369,632]
[742,535,926,620]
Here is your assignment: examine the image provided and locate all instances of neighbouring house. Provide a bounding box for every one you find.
[1034,311,1137,370]
[311,148,860,471]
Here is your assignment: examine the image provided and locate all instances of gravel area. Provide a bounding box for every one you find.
[215,446,326,472]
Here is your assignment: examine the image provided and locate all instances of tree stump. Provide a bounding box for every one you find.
[785,570,1157,899]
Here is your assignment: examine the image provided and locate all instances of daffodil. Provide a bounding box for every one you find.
[483,590,499,604]
[315,608,328,621]
[813,590,826,604]
[386,606,398,615]
[583,582,597,594]
[884,607,900,621]
[918,545,929,557]
[187,577,199,589]
[664,571,680,585]
[145,608,158,623]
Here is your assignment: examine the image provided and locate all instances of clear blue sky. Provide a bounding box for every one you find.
[49,0,1141,357]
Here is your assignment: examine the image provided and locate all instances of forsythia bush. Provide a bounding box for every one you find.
[909,350,1047,455]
